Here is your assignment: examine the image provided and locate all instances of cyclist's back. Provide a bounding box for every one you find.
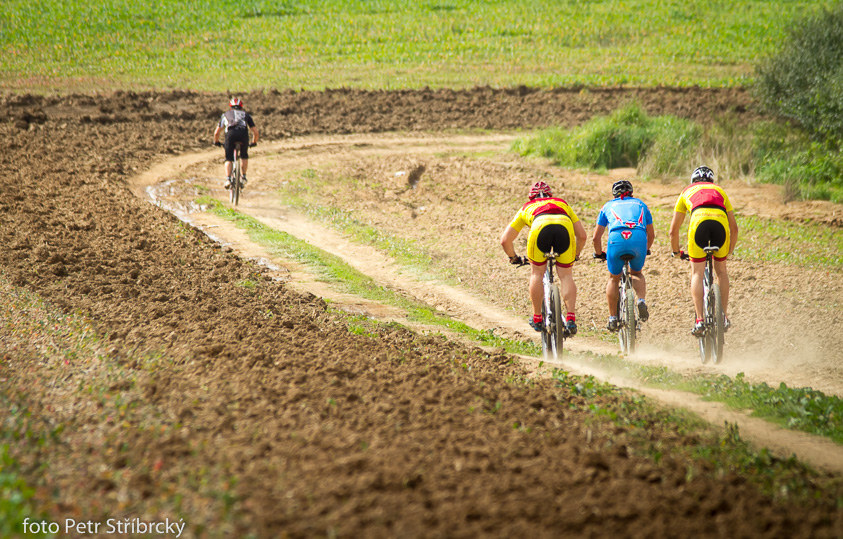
[669,166,739,336]
[597,195,651,268]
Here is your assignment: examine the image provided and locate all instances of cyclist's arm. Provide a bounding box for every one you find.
[668,211,685,253]
[213,125,223,144]
[500,225,520,260]
[727,210,739,255]
[592,224,606,254]
[250,125,259,144]
[573,220,587,259]
[646,223,655,251]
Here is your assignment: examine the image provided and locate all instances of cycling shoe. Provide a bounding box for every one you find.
[637,301,649,322]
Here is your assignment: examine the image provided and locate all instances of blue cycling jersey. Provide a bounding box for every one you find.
[596,197,653,232]
[597,197,653,275]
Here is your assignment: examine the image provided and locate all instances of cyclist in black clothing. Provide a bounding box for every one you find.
[213,97,259,189]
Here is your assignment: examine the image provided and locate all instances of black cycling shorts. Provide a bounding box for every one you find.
[536,224,571,258]
[693,219,727,253]
[224,128,250,162]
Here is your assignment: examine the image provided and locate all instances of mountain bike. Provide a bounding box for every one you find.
[594,253,639,355]
[517,251,568,360]
[680,246,725,364]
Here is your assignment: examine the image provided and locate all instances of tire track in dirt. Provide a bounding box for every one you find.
[134,133,843,475]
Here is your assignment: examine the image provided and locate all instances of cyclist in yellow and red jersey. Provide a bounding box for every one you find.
[669,166,739,336]
[500,181,587,335]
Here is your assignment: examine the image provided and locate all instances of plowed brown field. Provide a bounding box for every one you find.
[2,88,842,538]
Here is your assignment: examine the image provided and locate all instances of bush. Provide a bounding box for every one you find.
[512,103,701,177]
[753,121,843,203]
[755,5,843,144]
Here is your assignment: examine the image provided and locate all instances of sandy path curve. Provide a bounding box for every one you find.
[129,133,843,474]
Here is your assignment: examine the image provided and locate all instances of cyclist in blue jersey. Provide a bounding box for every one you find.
[592,180,655,332]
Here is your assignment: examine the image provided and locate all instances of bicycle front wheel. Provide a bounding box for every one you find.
[712,284,725,364]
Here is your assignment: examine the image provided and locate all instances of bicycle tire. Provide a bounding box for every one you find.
[616,281,627,354]
[231,154,241,206]
[622,285,636,355]
[698,285,711,364]
[550,284,564,359]
[540,273,551,359]
[712,284,725,364]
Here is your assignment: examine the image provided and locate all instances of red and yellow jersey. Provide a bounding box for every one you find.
[508,197,579,232]
[674,182,733,214]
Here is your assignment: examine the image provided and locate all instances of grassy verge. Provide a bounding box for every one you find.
[198,196,540,356]
[514,104,843,205]
[551,368,843,505]
[0,0,834,92]
[573,351,843,445]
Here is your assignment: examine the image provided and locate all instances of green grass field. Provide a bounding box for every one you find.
[1,0,836,92]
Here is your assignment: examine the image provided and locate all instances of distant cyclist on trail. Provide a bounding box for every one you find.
[669,166,739,336]
[500,181,587,336]
[592,180,655,332]
[213,97,259,190]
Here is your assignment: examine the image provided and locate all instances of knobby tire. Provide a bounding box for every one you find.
[712,284,725,364]
[622,286,636,355]
[550,285,564,359]
[699,271,712,364]
[231,154,241,206]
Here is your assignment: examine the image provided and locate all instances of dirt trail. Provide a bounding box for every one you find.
[134,132,843,474]
[4,88,843,537]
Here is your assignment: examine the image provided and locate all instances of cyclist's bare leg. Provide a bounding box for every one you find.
[555,264,577,314]
[241,158,249,175]
[528,263,544,316]
[713,259,730,316]
[606,274,621,317]
[224,160,233,177]
[690,261,705,318]
[630,270,646,300]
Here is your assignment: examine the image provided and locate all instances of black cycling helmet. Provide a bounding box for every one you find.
[691,166,714,183]
[612,179,633,198]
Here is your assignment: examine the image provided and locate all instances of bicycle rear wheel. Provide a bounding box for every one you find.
[616,282,627,354]
[711,284,725,364]
[231,156,241,206]
[619,285,636,355]
[540,275,563,360]
[549,284,564,359]
[698,334,711,364]
[698,287,712,364]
